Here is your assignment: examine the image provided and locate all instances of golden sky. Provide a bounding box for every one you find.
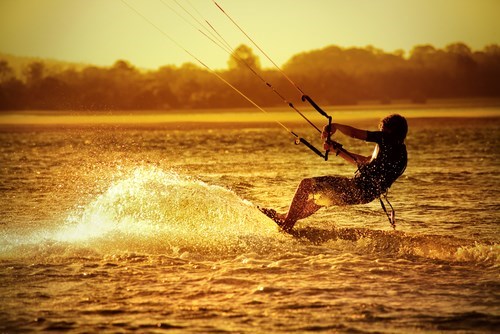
[1,0,499,70]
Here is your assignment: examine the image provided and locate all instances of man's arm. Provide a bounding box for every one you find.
[322,123,371,166]
[323,141,370,166]
[331,123,368,140]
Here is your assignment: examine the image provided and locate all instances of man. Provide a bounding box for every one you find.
[260,114,408,232]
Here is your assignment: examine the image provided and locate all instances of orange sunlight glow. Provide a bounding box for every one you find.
[0,0,498,69]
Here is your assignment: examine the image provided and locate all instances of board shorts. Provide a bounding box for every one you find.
[310,176,378,207]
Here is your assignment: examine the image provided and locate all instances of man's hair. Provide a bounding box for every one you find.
[379,114,408,143]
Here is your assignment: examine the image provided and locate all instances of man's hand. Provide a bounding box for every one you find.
[323,139,342,152]
[321,124,336,140]
[323,141,333,151]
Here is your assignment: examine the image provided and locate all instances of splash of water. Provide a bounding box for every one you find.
[53,167,280,254]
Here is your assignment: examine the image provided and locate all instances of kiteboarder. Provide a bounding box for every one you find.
[260,114,408,232]
[121,0,408,232]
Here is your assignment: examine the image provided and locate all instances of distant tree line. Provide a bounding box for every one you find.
[0,42,499,111]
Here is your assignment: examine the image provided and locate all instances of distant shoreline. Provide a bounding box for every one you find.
[1,97,500,116]
[0,99,499,129]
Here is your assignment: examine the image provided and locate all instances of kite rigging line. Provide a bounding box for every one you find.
[210,0,337,122]
[120,0,352,161]
[209,0,358,162]
[163,0,325,137]
[120,0,289,136]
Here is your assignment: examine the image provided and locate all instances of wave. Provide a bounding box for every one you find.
[289,226,499,265]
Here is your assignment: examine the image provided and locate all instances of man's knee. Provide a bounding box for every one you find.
[300,178,315,189]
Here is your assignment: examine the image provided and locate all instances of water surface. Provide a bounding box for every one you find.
[1,107,499,333]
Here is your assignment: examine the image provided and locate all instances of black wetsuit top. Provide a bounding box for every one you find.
[353,131,407,200]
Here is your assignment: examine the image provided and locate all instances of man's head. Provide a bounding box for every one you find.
[379,114,407,143]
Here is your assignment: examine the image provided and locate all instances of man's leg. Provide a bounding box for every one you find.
[280,178,322,231]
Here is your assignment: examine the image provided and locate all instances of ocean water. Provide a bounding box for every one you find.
[0,110,499,333]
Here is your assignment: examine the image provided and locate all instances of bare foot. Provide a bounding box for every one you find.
[258,207,292,233]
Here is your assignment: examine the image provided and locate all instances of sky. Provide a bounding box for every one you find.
[1,0,499,70]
